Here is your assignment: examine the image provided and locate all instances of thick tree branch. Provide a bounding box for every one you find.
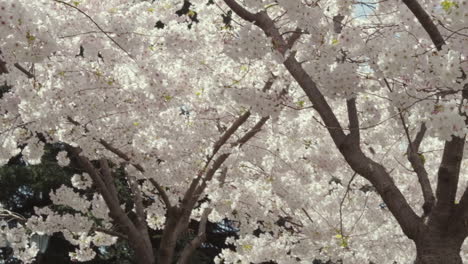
[69,116,170,210]
[223,0,257,23]
[394,1,468,231]
[67,146,155,264]
[125,171,146,228]
[99,158,120,204]
[225,0,421,238]
[459,186,468,219]
[125,170,153,258]
[401,0,445,50]
[285,27,303,50]
[160,77,274,263]
[68,147,118,210]
[432,138,464,226]
[346,97,360,146]
[176,208,213,264]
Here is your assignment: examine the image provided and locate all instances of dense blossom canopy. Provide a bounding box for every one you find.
[0,0,467,263]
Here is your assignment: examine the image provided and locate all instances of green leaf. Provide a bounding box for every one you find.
[418,153,426,164]
[187,10,196,17]
[335,234,349,248]
[242,244,253,251]
[441,0,458,12]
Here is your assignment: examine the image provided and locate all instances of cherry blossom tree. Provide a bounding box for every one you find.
[216,0,468,263]
[0,0,467,264]
[0,1,289,263]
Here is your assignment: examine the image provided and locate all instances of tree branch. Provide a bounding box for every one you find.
[401,0,467,230]
[53,0,134,59]
[176,208,213,264]
[459,186,468,222]
[98,139,172,209]
[404,123,435,215]
[285,27,304,50]
[99,158,120,204]
[182,78,274,212]
[401,0,445,50]
[346,97,360,146]
[223,0,257,23]
[211,111,251,161]
[180,110,252,212]
[67,146,155,263]
[224,0,422,238]
[0,56,34,79]
[13,63,34,79]
[125,171,146,228]
[93,227,128,240]
[432,138,464,226]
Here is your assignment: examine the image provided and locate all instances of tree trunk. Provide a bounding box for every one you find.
[130,236,155,264]
[414,231,465,264]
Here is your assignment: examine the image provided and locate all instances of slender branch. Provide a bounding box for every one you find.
[386,74,435,216]
[235,116,270,147]
[13,63,34,79]
[99,139,145,172]
[180,110,252,211]
[182,78,274,211]
[301,208,314,224]
[0,209,27,223]
[0,57,34,78]
[190,115,270,210]
[98,138,172,209]
[211,111,251,160]
[404,122,435,215]
[53,0,134,59]
[338,172,357,239]
[93,227,128,240]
